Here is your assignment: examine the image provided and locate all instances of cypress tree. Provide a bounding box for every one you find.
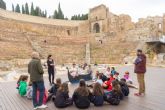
[57,3,64,19]
[30,2,35,15]
[34,6,41,16]
[53,10,58,19]
[22,5,25,14]
[25,3,29,14]
[0,0,6,10]
[15,4,20,13]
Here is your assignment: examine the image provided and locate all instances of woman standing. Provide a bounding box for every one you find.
[47,55,55,85]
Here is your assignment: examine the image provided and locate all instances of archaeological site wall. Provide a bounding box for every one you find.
[0,4,165,70]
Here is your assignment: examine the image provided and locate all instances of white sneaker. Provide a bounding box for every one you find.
[37,104,47,109]
[44,105,48,108]
[33,107,38,110]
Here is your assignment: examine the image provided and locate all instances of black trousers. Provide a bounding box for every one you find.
[48,70,55,83]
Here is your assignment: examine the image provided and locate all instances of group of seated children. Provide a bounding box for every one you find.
[16,66,133,109]
[47,73,129,109]
[16,75,48,106]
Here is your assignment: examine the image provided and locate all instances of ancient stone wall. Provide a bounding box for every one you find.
[163,14,165,35]
[0,4,165,67]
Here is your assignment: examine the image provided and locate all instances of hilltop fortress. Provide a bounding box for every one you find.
[0,4,165,70]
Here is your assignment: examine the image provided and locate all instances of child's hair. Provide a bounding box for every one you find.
[114,72,119,75]
[125,71,129,74]
[79,79,86,87]
[93,82,104,96]
[112,80,122,95]
[47,54,52,59]
[56,78,62,86]
[98,73,103,79]
[120,78,126,83]
[110,74,113,77]
[58,82,69,93]
[76,79,89,96]
[111,67,115,70]
[17,75,24,84]
[22,75,28,81]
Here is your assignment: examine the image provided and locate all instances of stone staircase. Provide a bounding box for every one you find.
[24,34,47,58]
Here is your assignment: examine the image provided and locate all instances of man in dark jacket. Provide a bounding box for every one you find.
[28,52,47,109]
[134,49,146,96]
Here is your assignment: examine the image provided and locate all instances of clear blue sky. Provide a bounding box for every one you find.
[4,0,165,22]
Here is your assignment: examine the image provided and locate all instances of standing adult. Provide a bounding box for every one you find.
[28,52,47,109]
[47,55,55,85]
[134,49,146,96]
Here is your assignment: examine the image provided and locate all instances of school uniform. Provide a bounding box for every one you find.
[90,94,105,106]
[72,91,91,109]
[54,91,73,108]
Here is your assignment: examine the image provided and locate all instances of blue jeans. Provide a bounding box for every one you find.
[32,81,45,107]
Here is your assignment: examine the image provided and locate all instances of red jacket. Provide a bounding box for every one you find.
[134,54,146,74]
[104,77,115,91]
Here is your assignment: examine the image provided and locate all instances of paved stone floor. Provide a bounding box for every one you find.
[0,65,164,110]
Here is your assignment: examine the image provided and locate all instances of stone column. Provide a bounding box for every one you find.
[85,43,90,64]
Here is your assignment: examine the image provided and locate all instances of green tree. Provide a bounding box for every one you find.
[57,3,64,19]
[25,3,29,14]
[71,13,88,20]
[15,4,20,13]
[12,4,14,12]
[0,0,6,10]
[34,6,41,16]
[78,14,81,20]
[21,5,25,14]
[53,10,58,19]
[30,2,35,15]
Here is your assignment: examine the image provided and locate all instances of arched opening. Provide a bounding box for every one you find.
[67,30,70,36]
[93,23,100,33]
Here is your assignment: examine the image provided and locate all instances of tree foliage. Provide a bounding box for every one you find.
[22,5,25,14]
[15,4,20,13]
[53,3,64,19]
[25,3,29,14]
[71,14,88,20]
[0,0,6,10]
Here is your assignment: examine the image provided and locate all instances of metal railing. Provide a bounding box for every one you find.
[146,36,165,44]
